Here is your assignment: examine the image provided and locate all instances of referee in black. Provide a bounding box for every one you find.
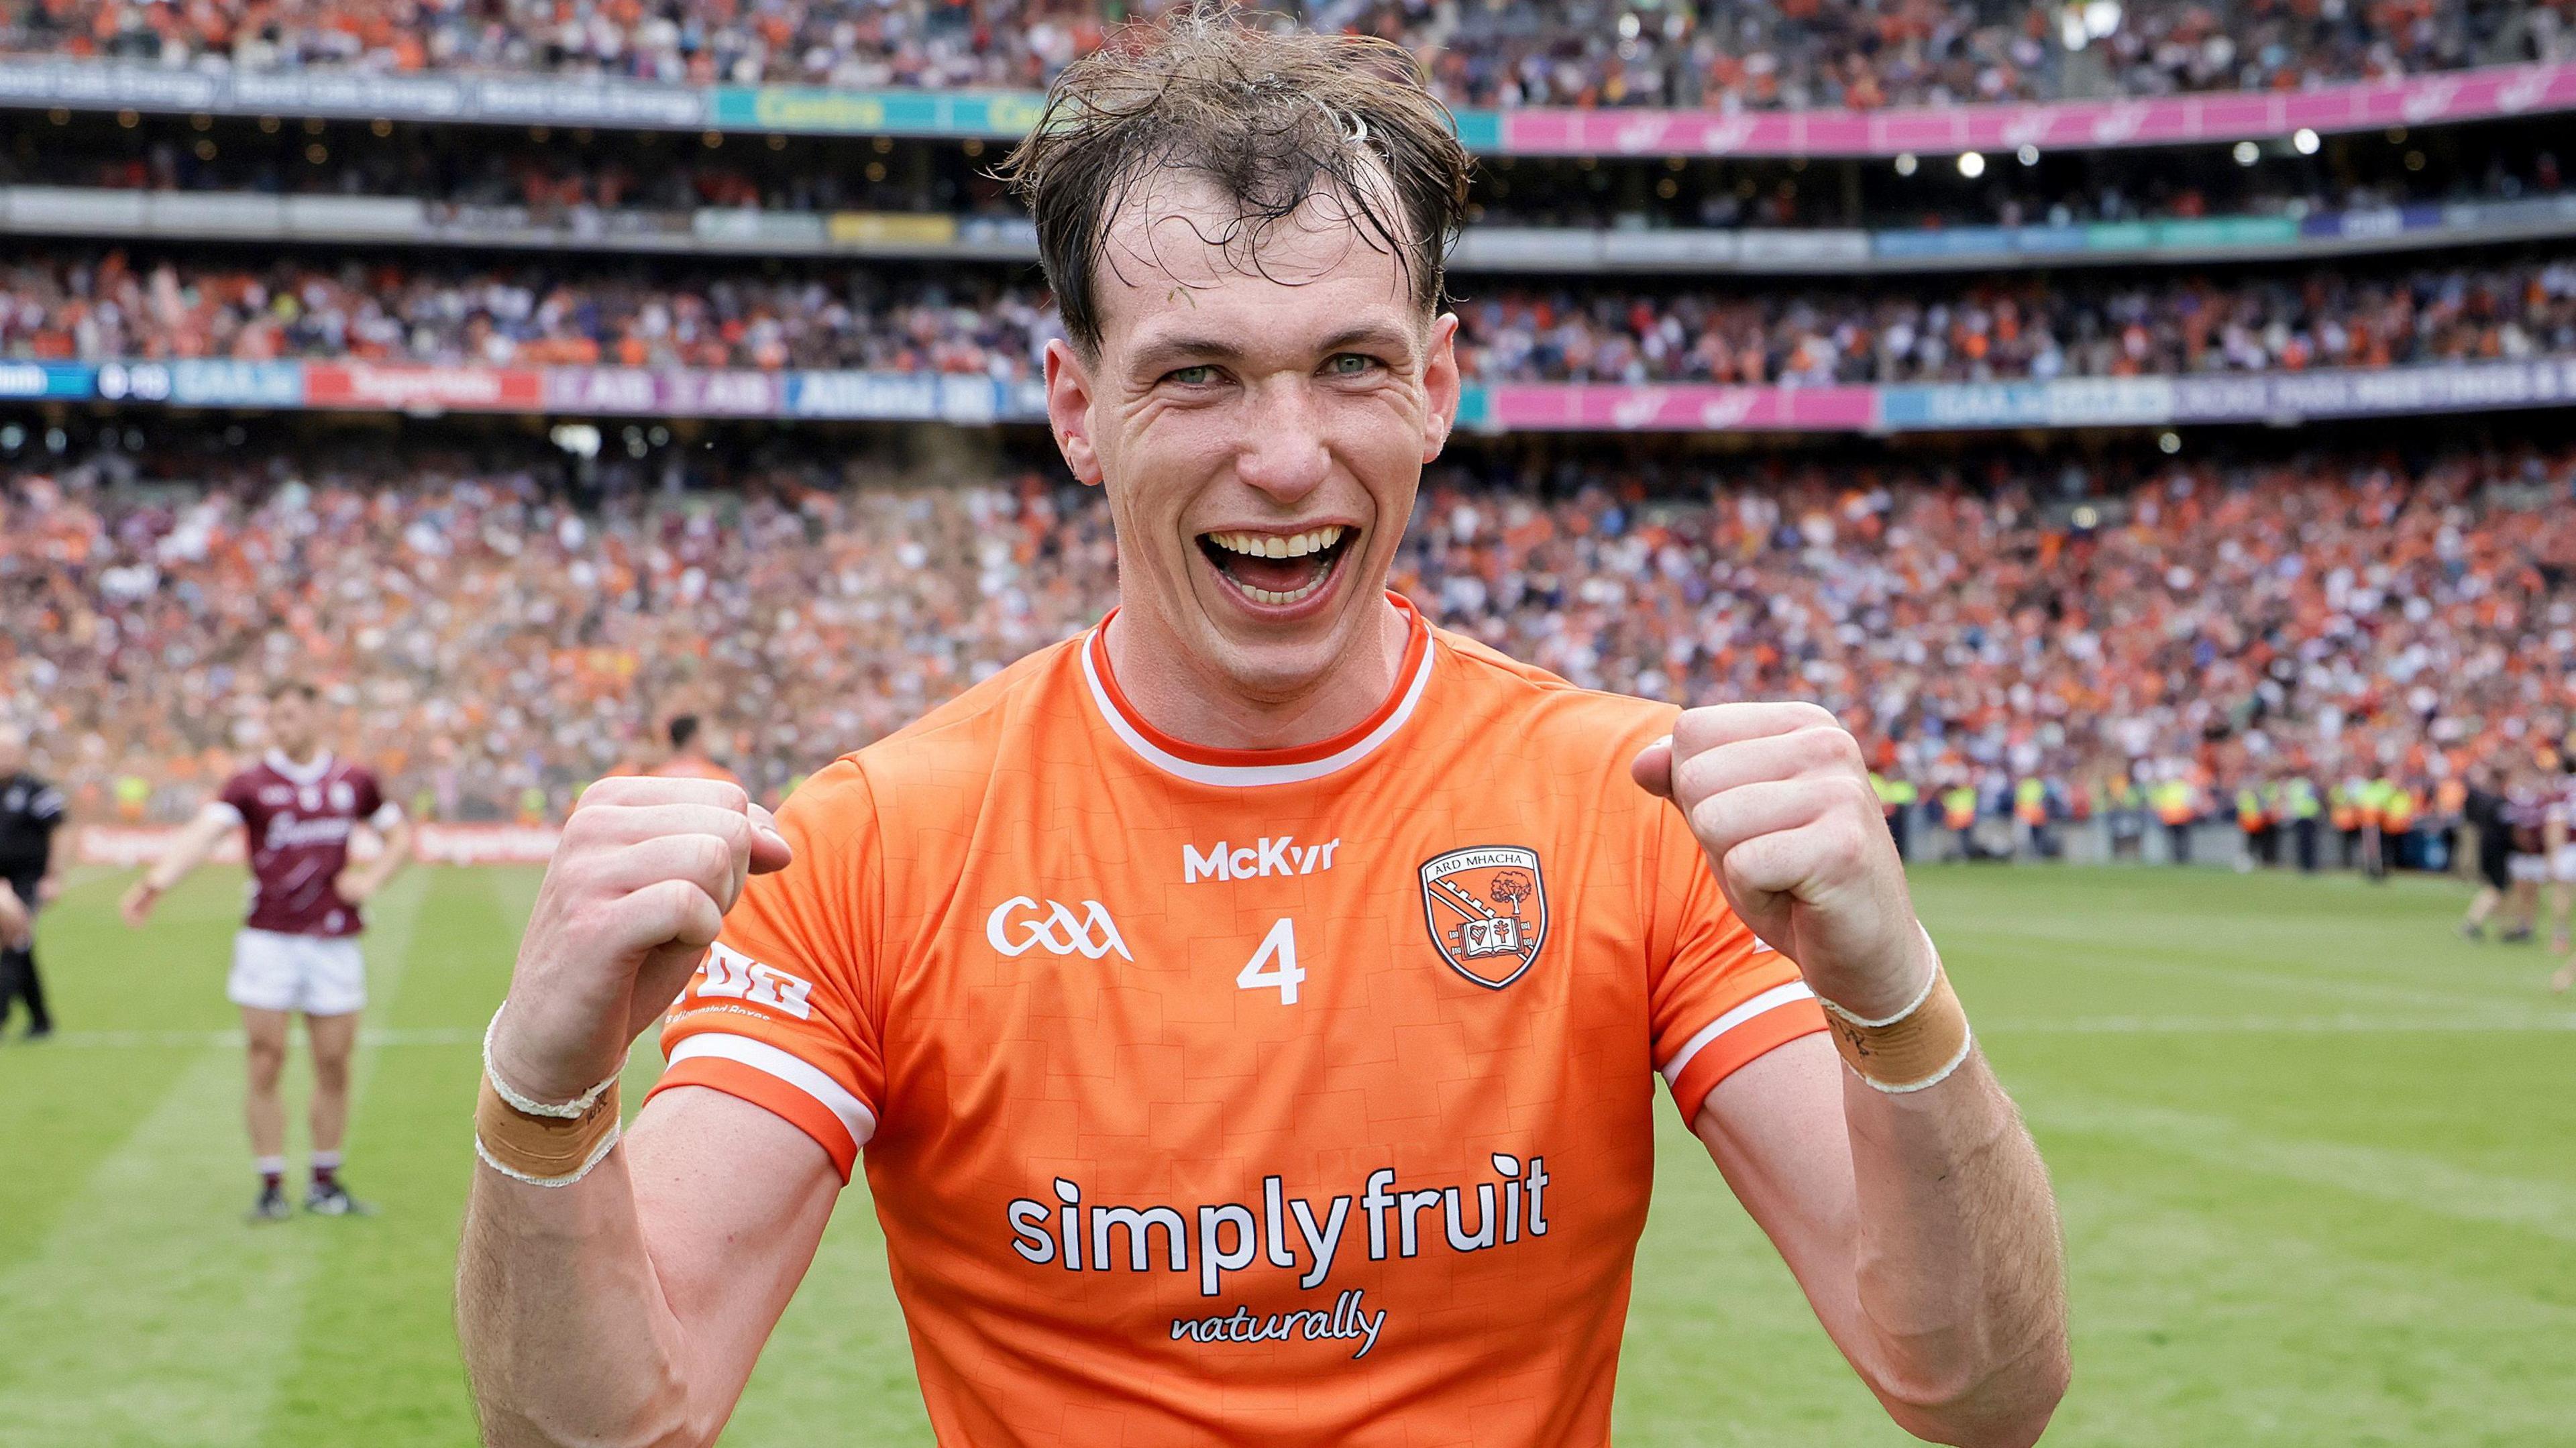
[0,726,64,1041]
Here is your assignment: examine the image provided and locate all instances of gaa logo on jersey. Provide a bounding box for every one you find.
[1419,846,1548,989]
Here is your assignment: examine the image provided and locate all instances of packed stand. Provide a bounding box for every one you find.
[6,0,2567,107]
[6,433,2575,832]
[24,117,2565,236]
[5,247,2575,383]
[0,250,1057,374]
[1454,258,2576,383]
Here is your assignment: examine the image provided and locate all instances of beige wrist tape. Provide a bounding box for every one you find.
[475,1074,621,1186]
[1819,966,1974,1093]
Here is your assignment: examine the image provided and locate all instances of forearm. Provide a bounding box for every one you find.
[1840,1055,2068,1447]
[144,816,229,891]
[355,822,414,893]
[458,1150,704,1448]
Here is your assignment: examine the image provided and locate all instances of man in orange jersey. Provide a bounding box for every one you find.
[455,17,2068,1448]
[652,714,741,787]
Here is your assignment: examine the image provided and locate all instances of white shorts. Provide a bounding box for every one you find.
[227,929,368,1016]
[2508,854,2551,886]
[2557,846,2576,884]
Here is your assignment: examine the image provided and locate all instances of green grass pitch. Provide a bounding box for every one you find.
[1,862,2569,1446]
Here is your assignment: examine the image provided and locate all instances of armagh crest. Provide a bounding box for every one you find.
[1419,846,1549,989]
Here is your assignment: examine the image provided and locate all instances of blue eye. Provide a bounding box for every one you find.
[1327,353,1379,376]
[1166,365,1220,386]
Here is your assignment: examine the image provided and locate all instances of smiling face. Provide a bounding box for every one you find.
[1045,170,1460,724]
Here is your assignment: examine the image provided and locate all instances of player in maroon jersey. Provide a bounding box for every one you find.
[121,681,413,1221]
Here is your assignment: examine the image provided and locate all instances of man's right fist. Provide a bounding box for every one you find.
[490,776,792,1103]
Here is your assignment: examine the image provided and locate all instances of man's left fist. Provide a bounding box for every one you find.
[1633,702,1933,1018]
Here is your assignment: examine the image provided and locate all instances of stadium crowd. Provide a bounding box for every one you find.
[8,0,2565,107]
[25,121,2564,235]
[0,250,1055,374]
[1454,257,2576,383]
[5,433,2573,846]
[4,247,2573,383]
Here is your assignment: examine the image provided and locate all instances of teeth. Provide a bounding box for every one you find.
[1238,573,1332,606]
[1205,525,1346,559]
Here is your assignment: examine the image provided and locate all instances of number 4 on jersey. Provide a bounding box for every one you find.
[1237,918,1305,1005]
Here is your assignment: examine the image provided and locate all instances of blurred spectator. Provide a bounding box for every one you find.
[7,431,2575,825]
[0,250,1055,374]
[4,0,2567,107]
[3,247,2571,383]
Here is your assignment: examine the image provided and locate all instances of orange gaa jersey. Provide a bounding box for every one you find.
[651,594,1827,1447]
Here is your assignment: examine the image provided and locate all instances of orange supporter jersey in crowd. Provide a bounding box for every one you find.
[650,755,742,786]
[649,594,1827,1447]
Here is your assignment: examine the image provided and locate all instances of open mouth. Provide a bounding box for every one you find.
[1197,525,1357,608]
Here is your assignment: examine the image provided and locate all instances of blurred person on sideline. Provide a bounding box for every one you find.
[119,681,414,1220]
[0,725,66,1040]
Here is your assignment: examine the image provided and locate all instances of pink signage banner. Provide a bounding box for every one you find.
[1480,384,1877,433]
[1497,61,2576,158]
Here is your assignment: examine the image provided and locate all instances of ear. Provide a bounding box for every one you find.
[1420,312,1461,465]
[1044,338,1104,487]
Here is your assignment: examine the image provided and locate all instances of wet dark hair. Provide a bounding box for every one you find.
[996,2,1472,357]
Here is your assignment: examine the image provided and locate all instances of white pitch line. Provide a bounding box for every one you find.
[1981,1014,2576,1033]
[2030,1092,2576,1245]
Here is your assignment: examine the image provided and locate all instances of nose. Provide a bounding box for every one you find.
[1233,376,1332,505]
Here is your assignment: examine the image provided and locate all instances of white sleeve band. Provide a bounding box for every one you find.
[1658,981,1817,1084]
[368,801,405,830]
[201,801,244,828]
[667,1032,878,1150]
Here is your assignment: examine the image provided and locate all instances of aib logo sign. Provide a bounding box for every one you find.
[986,897,1133,961]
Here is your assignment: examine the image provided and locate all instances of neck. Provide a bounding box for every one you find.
[277,745,320,766]
[1104,596,1411,753]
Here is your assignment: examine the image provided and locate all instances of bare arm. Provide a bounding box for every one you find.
[458,1085,839,1448]
[1696,1034,2066,1447]
[336,810,414,907]
[1637,704,2068,1447]
[119,803,238,926]
[453,775,809,1447]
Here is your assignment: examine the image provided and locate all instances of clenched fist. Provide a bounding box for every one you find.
[490,776,794,1103]
[1632,702,1934,1019]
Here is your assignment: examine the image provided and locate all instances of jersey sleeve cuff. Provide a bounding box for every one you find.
[647,1033,877,1182]
[1659,981,1830,1123]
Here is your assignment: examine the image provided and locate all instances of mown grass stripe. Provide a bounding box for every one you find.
[0,872,429,1447]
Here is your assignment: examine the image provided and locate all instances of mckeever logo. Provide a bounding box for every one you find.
[1182,836,1341,883]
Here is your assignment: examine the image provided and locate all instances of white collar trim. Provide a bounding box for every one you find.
[1080,632,1436,789]
[266,749,335,785]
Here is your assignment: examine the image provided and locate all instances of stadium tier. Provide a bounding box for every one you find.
[7,421,2573,835]
[5,0,2571,111]
[1,105,2571,270]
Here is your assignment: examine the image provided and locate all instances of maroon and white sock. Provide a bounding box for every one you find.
[255,1154,286,1194]
[311,1150,342,1192]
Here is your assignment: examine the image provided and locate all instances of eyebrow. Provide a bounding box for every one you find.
[1128,322,1420,378]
